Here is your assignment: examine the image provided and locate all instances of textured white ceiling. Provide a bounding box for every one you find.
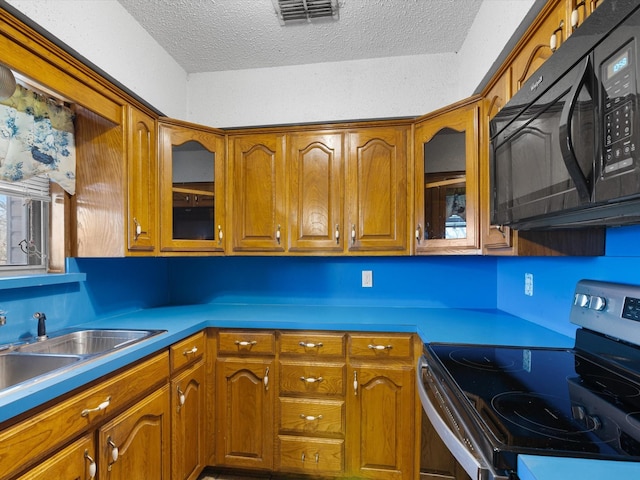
[116,0,484,73]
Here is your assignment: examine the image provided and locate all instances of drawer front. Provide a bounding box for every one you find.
[218,330,275,355]
[279,361,344,396]
[279,332,345,357]
[278,435,344,474]
[170,331,205,372]
[279,397,344,435]
[0,352,169,480]
[349,333,414,359]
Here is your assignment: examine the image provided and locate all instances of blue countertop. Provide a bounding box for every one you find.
[1,302,632,479]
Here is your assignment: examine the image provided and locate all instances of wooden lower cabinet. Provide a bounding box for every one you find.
[215,356,275,470]
[14,434,96,480]
[172,360,207,480]
[97,384,171,479]
[214,329,419,480]
[278,435,344,475]
[347,365,415,480]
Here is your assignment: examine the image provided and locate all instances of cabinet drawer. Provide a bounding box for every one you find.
[279,332,345,357]
[278,435,344,474]
[349,333,414,359]
[279,397,344,435]
[0,352,168,480]
[170,331,205,372]
[218,330,275,355]
[279,361,344,396]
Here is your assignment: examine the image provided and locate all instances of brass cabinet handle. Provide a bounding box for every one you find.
[84,450,96,480]
[299,414,323,421]
[133,218,145,240]
[353,371,358,396]
[183,346,198,356]
[235,340,257,347]
[276,224,281,244]
[263,367,270,390]
[335,224,340,244]
[298,341,323,349]
[300,376,323,383]
[218,225,223,244]
[415,224,422,243]
[351,224,356,244]
[107,436,119,471]
[81,396,111,417]
[550,20,564,51]
[368,344,393,351]
[177,384,186,408]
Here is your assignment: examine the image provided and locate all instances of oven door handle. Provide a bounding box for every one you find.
[417,357,489,480]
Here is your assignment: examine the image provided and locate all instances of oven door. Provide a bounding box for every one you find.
[418,356,508,480]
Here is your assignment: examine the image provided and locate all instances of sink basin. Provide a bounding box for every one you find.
[0,353,81,390]
[18,329,164,356]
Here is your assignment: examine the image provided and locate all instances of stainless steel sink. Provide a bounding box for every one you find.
[0,352,82,390]
[17,329,164,356]
[0,329,165,396]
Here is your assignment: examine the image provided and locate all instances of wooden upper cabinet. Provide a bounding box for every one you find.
[567,0,603,33]
[159,119,225,254]
[229,133,286,253]
[346,126,409,254]
[414,98,481,255]
[127,106,158,254]
[288,132,344,253]
[481,74,516,253]
[510,0,568,94]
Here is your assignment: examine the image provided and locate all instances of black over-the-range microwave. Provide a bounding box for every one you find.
[491,0,640,230]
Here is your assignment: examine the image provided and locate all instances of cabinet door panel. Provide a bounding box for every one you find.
[348,366,414,480]
[347,127,408,253]
[216,357,274,469]
[159,121,225,253]
[98,385,170,480]
[172,361,206,480]
[510,0,567,93]
[15,434,95,480]
[230,134,285,252]
[288,132,344,252]
[127,106,157,253]
[415,101,480,254]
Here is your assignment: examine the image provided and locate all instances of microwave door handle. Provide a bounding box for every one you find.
[559,57,593,204]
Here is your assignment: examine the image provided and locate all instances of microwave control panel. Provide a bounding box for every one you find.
[601,42,637,178]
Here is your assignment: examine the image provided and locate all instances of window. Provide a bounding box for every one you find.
[0,175,50,275]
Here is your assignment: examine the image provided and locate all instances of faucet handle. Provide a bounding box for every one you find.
[34,312,47,340]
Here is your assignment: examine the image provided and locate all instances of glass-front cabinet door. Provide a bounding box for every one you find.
[159,120,225,253]
[414,99,481,254]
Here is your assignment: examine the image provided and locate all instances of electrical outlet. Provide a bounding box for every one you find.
[524,273,534,296]
[362,270,373,288]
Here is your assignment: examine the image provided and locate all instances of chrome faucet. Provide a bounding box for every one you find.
[34,312,47,341]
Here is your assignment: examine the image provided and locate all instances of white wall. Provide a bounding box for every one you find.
[457,0,536,97]
[4,0,535,127]
[187,53,460,128]
[5,0,187,118]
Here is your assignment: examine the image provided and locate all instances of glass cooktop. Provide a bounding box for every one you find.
[427,342,640,469]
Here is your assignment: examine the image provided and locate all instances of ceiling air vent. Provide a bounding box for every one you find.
[272,0,339,25]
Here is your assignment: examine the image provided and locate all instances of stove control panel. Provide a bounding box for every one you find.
[571,280,640,347]
[574,293,607,311]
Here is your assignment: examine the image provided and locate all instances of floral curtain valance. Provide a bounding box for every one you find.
[0,84,76,195]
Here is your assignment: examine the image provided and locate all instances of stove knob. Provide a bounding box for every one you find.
[587,415,602,430]
[574,293,590,308]
[589,296,606,311]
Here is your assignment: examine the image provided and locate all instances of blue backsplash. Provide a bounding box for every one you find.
[1,224,639,346]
